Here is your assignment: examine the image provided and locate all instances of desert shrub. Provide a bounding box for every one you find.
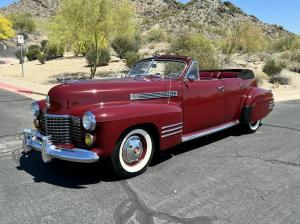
[125,51,141,68]
[269,75,291,85]
[147,28,168,42]
[40,40,48,52]
[171,33,219,69]
[224,1,243,14]
[111,36,140,59]
[15,48,26,63]
[271,36,300,52]
[26,45,41,61]
[263,59,283,77]
[86,47,111,67]
[45,43,64,60]
[38,52,47,64]
[288,62,300,73]
[72,41,88,57]
[290,51,300,63]
[9,13,36,33]
[220,22,266,64]
[279,50,300,73]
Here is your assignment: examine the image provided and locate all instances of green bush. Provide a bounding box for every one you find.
[9,13,36,33]
[125,51,141,68]
[38,52,47,64]
[147,28,168,42]
[86,47,111,67]
[171,34,219,69]
[15,48,26,63]
[263,59,283,77]
[72,41,88,57]
[40,40,48,52]
[269,75,291,85]
[26,45,41,61]
[111,36,140,59]
[271,36,300,52]
[45,43,64,60]
[291,51,300,63]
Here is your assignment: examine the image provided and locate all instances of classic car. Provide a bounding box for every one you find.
[23,55,274,177]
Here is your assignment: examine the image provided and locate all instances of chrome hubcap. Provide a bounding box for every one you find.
[122,135,144,164]
[249,120,260,130]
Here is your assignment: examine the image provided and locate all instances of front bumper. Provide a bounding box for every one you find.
[23,129,99,163]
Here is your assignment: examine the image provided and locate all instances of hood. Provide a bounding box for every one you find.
[47,78,171,115]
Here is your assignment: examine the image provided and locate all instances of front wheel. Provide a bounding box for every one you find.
[111,128,154,178]
[241,120,262,133]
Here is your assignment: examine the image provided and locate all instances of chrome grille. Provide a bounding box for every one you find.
[40,114,82,144]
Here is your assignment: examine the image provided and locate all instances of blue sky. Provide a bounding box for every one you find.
[1,0,299,34]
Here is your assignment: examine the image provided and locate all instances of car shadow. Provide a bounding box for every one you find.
[17,126,245,188]
[150,126,246,166]
[17,152,122,189]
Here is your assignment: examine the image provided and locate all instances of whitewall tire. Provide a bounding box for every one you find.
[111,128,154,177]
[242,120,261,133]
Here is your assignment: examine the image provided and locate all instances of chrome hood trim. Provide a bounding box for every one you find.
[130,91,178,101]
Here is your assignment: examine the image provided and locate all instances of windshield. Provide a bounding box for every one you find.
[127,60,186,80]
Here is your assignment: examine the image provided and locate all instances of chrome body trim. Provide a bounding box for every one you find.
[23,129,99,163]
[181,120,239,142]
[162,122,183,130]
[162,130,183,138]
[269,101,275,109]
[162,126,183,134]
[130,91,178,101]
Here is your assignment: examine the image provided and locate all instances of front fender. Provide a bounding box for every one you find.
[90,103,183,157]
[241,87,274,123]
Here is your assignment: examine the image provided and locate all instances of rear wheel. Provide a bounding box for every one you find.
[241,120,262,133]
[111,128,154,178]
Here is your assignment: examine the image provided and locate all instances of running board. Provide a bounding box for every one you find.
[181,120,239,142]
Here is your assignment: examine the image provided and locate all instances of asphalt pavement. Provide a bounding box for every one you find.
[0,89,300,224]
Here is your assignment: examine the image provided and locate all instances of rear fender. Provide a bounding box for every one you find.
[90,103,183,157]
[241,87,274,123]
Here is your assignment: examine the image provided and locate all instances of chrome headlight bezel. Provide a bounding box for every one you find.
[82,111,96,131]
[46,95,50,109]
[31,102,40,117]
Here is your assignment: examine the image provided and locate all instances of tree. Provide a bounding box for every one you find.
[9,13,36,33]
[220,22,266,65]
[171,34,219,69]
[0,14,15,41]
[48,0,137,79]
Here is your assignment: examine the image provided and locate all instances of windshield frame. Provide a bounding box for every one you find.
[127,59,188,80]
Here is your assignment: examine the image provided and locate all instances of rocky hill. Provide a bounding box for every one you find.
[1,0,290,39]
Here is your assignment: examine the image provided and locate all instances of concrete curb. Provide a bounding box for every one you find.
[0,82,46,97]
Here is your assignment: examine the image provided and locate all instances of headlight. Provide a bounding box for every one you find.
[31,102,40,117]
[82,111,96,131]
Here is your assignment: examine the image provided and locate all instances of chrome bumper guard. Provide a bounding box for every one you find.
[23,129,99,163]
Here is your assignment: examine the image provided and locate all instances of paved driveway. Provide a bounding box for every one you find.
[0,89,300,224]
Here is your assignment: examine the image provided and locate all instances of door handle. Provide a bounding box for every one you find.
[240,83,246,88]
[218,86,225,92]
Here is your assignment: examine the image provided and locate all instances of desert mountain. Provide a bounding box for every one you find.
[1,0,290,38]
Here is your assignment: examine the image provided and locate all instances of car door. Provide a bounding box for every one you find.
[182,61,225,135]
[223,77,248,122]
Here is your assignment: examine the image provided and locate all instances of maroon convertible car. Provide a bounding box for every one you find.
[23,55,274,177]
